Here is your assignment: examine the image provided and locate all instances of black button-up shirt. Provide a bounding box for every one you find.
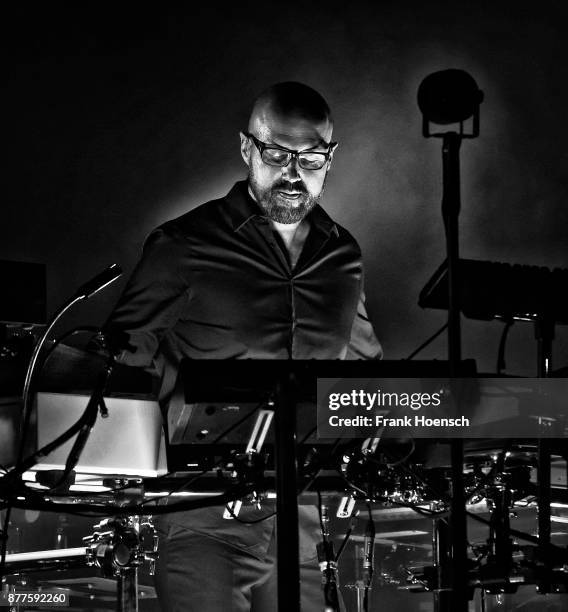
[108,181,381,396]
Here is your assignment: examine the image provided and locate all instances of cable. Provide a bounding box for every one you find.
[496,319,514,374]
[404,323,448,360]
[48,355,115,492]
[335,511,358,562]
[317,490,327,543]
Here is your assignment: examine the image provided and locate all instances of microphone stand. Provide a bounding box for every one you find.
[317,503,340,612]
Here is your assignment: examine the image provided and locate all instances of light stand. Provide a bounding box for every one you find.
[417,68,484,612]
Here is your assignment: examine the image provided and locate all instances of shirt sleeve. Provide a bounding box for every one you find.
[104,227,191,369]
[344,283,383,360]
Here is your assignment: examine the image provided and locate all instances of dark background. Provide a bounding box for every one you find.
[4,1,568,375]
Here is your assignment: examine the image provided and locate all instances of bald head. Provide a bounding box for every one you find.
[248,82,333,145]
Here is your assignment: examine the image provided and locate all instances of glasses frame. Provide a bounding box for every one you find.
[245,132,337,171]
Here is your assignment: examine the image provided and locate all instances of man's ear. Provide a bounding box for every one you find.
[240,132,251,166]
[327,142,338,171]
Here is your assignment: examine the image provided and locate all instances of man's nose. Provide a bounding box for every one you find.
[282,156,301,180]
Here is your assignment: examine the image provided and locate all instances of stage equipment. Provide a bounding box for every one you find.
[317,502,340,612]
[417,69,484,136]
[420,257,568,376]
[169,359,473,612]
[5,356,568,610]
[401,452,568,599]
[17,264,122,477]
[166,358,477,469]
[419,258,568,325]
[83,515,158,612]
[1,264,122,589]
[418,69,484,612]
[2,514,158,612]
[31,393,165,478]
[359,511,375,612]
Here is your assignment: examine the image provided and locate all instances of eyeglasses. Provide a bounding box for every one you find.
[245,133,337,171]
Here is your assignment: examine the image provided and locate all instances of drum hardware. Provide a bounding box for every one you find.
[401,459,568,598]
[83,515,158,612]
[340,448,444,508]
[0,514,158,612]
[2,475,157,612]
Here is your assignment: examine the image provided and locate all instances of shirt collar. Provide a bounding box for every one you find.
[225,180,339,237]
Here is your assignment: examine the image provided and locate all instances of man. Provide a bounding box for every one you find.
[107,82,381,610]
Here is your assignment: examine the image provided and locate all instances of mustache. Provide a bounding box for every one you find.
[271,180,308,194]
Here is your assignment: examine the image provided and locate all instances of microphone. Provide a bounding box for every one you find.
[74,264,123,300]
[362,516,375,588]
[417,69,484,125]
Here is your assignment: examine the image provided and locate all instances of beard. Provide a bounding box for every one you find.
[248,173,324,224]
